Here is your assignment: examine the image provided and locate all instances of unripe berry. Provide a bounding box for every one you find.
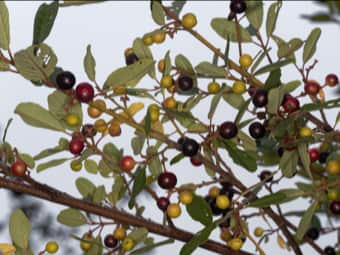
[228,238,243,251]
[121,237,135,252]
[108,121,122,137]
[167,203,181,218]
[142,35,153,46]
[179,191,193,205]
[326,160,340,175]
[160,75,173,88]
[65,113,80,126]
[113,227,126,240]
[232,81,246,94]
[70,160,82,172]
[216,195,230,210]
[152,30,166,44]
[254,227,264,237]
[299,126,313,138]
[182,13,197,29]
[80,234,94,251]
[208,186,220,198]
[208,81,221,94]
[45,241,59,254]
[239,54,252,68]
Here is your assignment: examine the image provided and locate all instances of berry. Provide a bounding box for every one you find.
[142,35,153,46]
[299,126,313,138]
[330,200,340,215]
[190,156,203,166]
[328,190,339,201]
[220,184,235,200]
[69,139,84,155]
[80,234,93,251]
[121,238,135,252]
[182,13,197,29]
[65,113,80,126]
[249,122,266,139]
[308,148,320,163]
[177,137,186,146]
[158,59,165,73]
[282,94,300,113]
[304,80,321,95]
[167,203,181,218]
[11,160,27,177]
[259,170,273,183]
[324,246,336,255]
[326,160,340,175]
[124,48,134,57]
[179,191,193,205]
[70,160,82,172]
[45,241,59,254]
[248,86,257,97]
[239,54,252,68]
[113,227,126,240]
[158,172,177,189]
[325,74,339,87]
[254,227,264,237]
[157,197,170,211]
[252,89,268,108]
[149,105,160,123]
[230,0,247,14]
[209,186,220,198]
[219,121,238,139]
[56,71,76,90]
[125,53,139,65]
[160,75,173,88]
[277,147,284,157]
[220,229,232,242]
[104,234,118,248]
[205,196,223,215]
[82,124,97,138]
[208,81,221,94]
[108,121,122,137]
[216,195,230,210]
[232,80,246,94]
[163,97,177,109]
[306,227,319,240]
[178,75,194,91]
[228,238,243,251]
[76,83,94,103]
[182,138,199,157]
[120,156,136,172]
[319,152,330,163]
[152,30,166,44]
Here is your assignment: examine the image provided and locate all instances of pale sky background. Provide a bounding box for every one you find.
[0,1,340,255]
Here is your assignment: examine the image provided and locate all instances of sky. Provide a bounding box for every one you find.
[0,1,340,254]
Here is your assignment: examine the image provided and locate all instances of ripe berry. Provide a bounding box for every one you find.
[177,137,186,146]
[216,195,230,210]
[230,0,246,14]
[113,227,127,240]
[304,80,321,95]
[306,227,319,240]
[167,203,181,218]
[228,238,244,251]
[56,71,76,90]
[259,170,273,183]
[239,54,252,68]
[208,81,221,94]
[249,122,266,139]
[120,156,136,172]
[76,83,94,103]
[219,121,238,139]
[182,138,199,157]
[152,30,166,44]
[158,172,177,189]
[324,246,336,255]
[232,80,246,94]
[308,148,320,163]
[125,53,139,65]
[11,160,27,177]
[121,237,135,252]
[252,89,268,108]
[182,13,197,29]
[190,156,203,166]
[325,74,339,87]
[319,151,330,163]
[178,75,194,91]
[254,227,264,237]
[160,75,173,88]
[330,200,340,215]
[104,234,118,248]
[282,94,300,113]
[69,139,84,155]
[45,241,59,254]
[157,197,170,211]
[179,191,193,205]
[299,126,313,138]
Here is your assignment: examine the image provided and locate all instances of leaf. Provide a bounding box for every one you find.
[203,147,215,176]
[84,159,99,174]
[128,228,149,244]
[303,28,321,63]
[34,138,68,160]
[130,239,174,255]
[222,90,245,109]
[170,153,185,165]
[59,0,106,7]
[254,59,293,76]
[251,50,266,74]
[266,2,281,37]
[0,60,9,71]
[151,1,165,25]
[0,1,10,50]
[267,86,284,114]
[278,38,303,59]
[132,38,155,78]
[163,50,171,76]
[103,143,122,163]
[295,201,319,241]
[165,110,208,133]
[298,143,312,179]
[301,98,340,112]
[131,136,145,155]
[284,80,301,93]
[166,1,186,20]
[76,177,96,197]
[245,1,263,30]
[280,150,298,178]
[301,13,333,23]
[9,209,31,249]
[195,62,226,78]
[264,69,281,90]
[14,44,58,81]
[175,54,195,75]
[33,1,59,44]
[249,192,287,208]
[186,195,212,226]
[147,146,162,177]
[93,185,106,204]
[84,236,103,255]
[103,59,154,89]
[235,98,251,124]
[208,93,222,120]
[211,18,252,42]
[36,158,68,172]
[19,153,35,169]
[83,44,96,81]
[57,208,87,227]
[238,131,257,152]
[129,166,146,209]
[145,110,151,136]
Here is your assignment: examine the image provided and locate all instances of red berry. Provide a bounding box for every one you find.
[75,83,94,103]
[69,139,84,155]
[330,200,340,215]
[158,172,177,190]
[157,197,170,211]
[219,121,238,139]
[308,148,320,163]
[190,156,203,166]
[281,94,300,113]
[304,80,320,96]
[325,74,339,87]
[11,160,27,177]
[120,156,136,172]
[104,234,118,248]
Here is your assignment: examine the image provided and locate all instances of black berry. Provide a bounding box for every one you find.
[252,89,268,108]
[158,172,177,190]
[249,122,266,139]
[178,75,193,91]
[182,138,199,157]
[219,121,238,139]
[319,152,330,164]
[230,0,246,14]
[56,71,76,90]
[324,246,336,255]
[306,227,319,240]
[330,200,340,215]
[259,170,273,183]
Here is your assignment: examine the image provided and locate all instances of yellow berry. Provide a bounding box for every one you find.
[158,59,165,73]
[121,237,135,252]
[228,238,243,251]
[208,186,220,198]
[160,75,173,88]
[182,13,197,29]
[108,121,121,137]
[328,189,339,201]
[143,35,153,46]
[45,241,59,254]
[326,160,340,175]
[216,195,230,210]
[70,160,82,172]
[239,54,253,68]
[220,229,232,242]
[299,127,313,138]
[167,203,181,218]
[163,97,177,109]
[113,86,127,95]
[80,234,93,251]
[232,81,246,94]
[65,113,80,126]
[152,30,166,44]
[179,191,193,205]
[208,82,221,94]
[94,119,107,133]
[254,227,264,237]
[113,227,127,240]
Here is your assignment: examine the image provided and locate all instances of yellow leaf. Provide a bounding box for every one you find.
[0,243,16,255]
[277,235,287,250]
[117,102,145,123]
[151,120,164,134]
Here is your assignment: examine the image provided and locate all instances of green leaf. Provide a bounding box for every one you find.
[0,60,9,71]
[145,110,151,136]
[133,38,155,78]
[235,98,251,124]
[9,209,31,249]
[84,236,103,255]
[195,62,226,78]
[36,158,68,172]
[284,80,301,93]
[298,143,312,179]
[264,69,281,90]
[170,153,185,165]
[131,136,145,155]
[19,153,35,169]
[76,177,96,197]
[14,43,58,81]
[0,1,10,50]
[128,228,149,244]
[34,138,68,160]
[165,110,208,133]
[254,59,293,76]
[301,13,333,23]
[280,150,298,178]
[147,146,162,178]
[208,93,222,120]
[83,44,96,81]
[303,28,321,63]
[245,1,263,30]
[266,2,281,37]
[33,1,59,44]
[267,86,284,114]
[203,147,215,176]
[222,89,245,109]
[302,98,340,112]
[103,59,155,88]
[93,185,106,204]
[108,175,126,205]
[211,18,252,42]
[249,192,287,208]
[186,195,212,226]
[103,143,122,163]
[129,166,146,209]
[57,208,87,227]
[163,50,171,76]
[151,1,165,25]
[175,54,195,75]
[238,131,257,152]
[84,159,98,174]
[251,50,266,74]
[295,201,319,241]
[130,239,174,255]
[278,38,303,59]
